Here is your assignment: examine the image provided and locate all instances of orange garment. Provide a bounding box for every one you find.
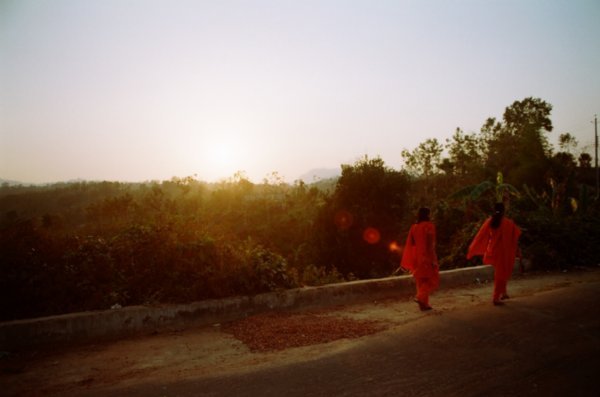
[401,221,440,306]
[467,217,521,302]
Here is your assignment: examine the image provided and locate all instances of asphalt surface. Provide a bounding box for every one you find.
[77,273,600,397]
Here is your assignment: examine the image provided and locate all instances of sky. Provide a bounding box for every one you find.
[1,0,599,184]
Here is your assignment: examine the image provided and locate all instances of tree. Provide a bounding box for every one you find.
[578,153,592,168]
[314,156,410,278]
[445,128,486,180]
[503,97,553,137]
[558,133,578,154]
[483,97,554,189]
[401,138,444,178]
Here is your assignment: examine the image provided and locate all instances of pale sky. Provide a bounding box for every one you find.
[1,0,599,184]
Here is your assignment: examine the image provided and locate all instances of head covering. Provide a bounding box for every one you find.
[417,207,430,223]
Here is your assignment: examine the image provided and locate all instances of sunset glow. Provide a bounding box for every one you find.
[202,134,247,180]
[1,0,599,184]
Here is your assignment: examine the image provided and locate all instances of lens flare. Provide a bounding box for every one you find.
[334,210,353,230]
[389,241,402,253]
[363,227,381,244]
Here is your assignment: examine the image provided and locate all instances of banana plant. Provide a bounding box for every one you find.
[449,172,520,205]
[523,178,581,215]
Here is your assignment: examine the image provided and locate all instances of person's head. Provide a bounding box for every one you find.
[416,207,430,223]
[491,202,505,229]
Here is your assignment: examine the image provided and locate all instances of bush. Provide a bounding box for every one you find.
[518,210,600,270]
[299,264,346,286]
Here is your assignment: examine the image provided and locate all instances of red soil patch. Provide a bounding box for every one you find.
[223,312,386,352]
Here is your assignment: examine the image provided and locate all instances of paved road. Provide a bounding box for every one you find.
[83,278,599,397]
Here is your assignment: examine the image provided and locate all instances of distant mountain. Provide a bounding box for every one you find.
[0,178,91,188]
[0,178,25,186]
[297,168,340,183]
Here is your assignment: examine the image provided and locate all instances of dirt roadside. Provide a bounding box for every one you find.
[2,268,599,397]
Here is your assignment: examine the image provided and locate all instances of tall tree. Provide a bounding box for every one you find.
[558,133,578,154]
[445,128,486,181]
[483,97,553,189]
[401,138,444,178]
[314,156,410,278]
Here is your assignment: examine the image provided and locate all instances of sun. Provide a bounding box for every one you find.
[178,119,257,182]
[208,138,239,168]
[199,133,248,181]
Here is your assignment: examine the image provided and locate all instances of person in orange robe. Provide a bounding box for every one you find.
[400,207,440,311]
[467,202,522,305]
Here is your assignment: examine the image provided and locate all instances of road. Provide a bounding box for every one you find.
[3,270,600,396]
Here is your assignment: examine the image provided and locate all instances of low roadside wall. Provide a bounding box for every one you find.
[0,265,495,351]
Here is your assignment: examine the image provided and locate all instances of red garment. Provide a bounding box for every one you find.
[414,277,438,306]
[467,217,521,301]
[401,221,440,305]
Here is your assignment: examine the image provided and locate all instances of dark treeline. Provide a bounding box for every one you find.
[1,97,599,321]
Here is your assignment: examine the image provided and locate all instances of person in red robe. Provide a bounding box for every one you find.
[467,202,522,305]
[400,207,440,311]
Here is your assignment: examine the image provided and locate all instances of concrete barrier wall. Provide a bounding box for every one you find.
[0,265,495,351]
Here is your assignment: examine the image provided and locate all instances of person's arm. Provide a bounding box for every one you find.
[467,219,491,259]
[400,226,416,272]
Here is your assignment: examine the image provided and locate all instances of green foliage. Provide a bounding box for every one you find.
[313,156,410,278]
[482,97,553,189]
[558,133,578,153]
[0,177,313,321]
[432,201,477,269]
[299,264,347,286]
[416,97,599,273]
[447,172,520,221]
[232,241,298,293]
[503,97,553,135]
[401,138,444,178]
[444,128,486,180]
[516,210,600,270]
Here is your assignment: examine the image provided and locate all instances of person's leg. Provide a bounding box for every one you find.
[500,261,512,299]
[500,283,510,300]
[415,277,432,310]
[417,279,426,304]
[493,275,507,305]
